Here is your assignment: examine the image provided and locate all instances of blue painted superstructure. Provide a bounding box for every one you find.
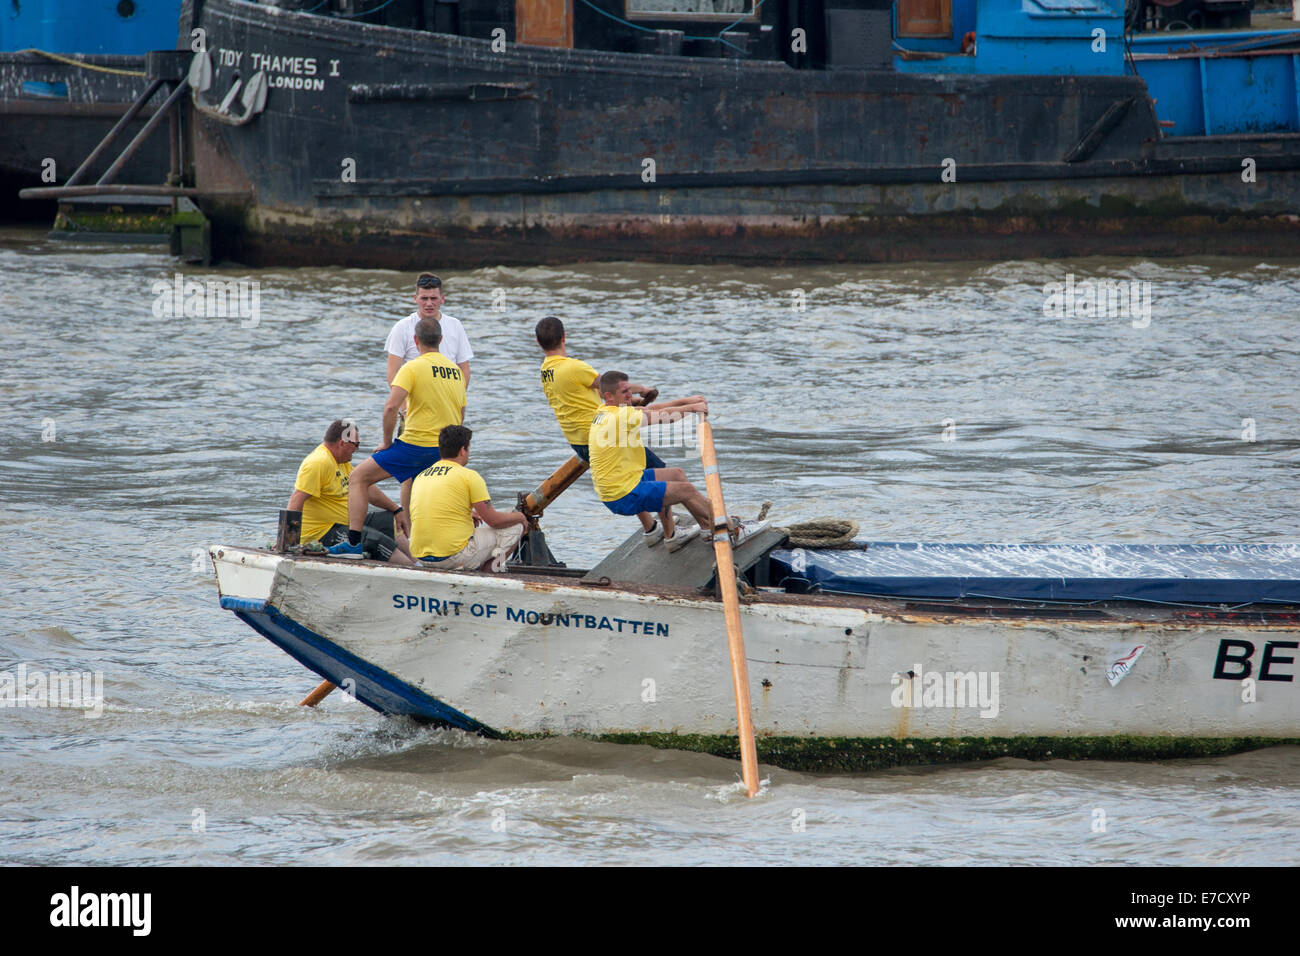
[0,1,180,55]
[894,0,1125,75]
[1130,32,1300,134]
[891,0,1300,135]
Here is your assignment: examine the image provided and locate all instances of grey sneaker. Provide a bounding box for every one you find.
[665,526,702,552]
[643,519,665,547]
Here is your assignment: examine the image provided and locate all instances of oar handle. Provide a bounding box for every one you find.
[521,455,589,517]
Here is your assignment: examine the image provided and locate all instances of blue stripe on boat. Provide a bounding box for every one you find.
[220,596,270,613]
[227,601,499,735]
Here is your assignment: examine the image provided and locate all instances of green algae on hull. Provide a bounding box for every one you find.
[581,733,1300,773]
[52,208,170,235]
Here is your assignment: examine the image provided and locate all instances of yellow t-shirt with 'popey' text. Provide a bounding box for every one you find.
[540,354,600,445]
[409,460,492,558]
[294,443,351,542]
[589,404,648,502]
[391,351,466,447]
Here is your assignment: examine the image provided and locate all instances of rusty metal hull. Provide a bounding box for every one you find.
[189,0,1300,267]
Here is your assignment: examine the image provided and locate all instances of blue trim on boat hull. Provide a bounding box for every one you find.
[221,596,269,613]
[229,603,499,736]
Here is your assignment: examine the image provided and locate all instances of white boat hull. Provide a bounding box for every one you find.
[211,546,1300,767]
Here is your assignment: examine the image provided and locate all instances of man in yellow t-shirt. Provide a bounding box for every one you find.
[329,318,466,559]
[288,419,413,564]
[590,370,733,553]
[536,316,708,545]
[410,425,528,571]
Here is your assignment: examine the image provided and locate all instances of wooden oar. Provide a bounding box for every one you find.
[697,420,761,798]
[520,454,589,517]
[300,680,335,707]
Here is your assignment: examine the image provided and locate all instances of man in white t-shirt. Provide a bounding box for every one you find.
[385,273,473,388]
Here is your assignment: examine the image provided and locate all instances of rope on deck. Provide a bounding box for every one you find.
[757,501,862,549]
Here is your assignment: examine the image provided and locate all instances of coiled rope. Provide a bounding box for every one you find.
[756,501,861,549]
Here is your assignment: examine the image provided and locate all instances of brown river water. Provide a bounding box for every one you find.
[1,225,1298,865]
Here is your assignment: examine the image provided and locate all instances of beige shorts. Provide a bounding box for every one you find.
[430,523,524,571]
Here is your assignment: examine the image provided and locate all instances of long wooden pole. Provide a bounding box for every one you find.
[300,680,335,707]
[521,454,589,517]
[697,421,760,797]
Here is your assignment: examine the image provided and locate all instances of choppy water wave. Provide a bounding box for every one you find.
[2,227,1298,864]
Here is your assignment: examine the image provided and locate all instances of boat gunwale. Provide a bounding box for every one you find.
[211,545,1300,630]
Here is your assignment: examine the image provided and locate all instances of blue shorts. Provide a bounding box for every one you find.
[370,438,441,483]
[571,444,666,470]
[603,469,666,516]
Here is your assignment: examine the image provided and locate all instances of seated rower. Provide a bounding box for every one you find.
[590,371,756,552]
[288,419,414,565]
[535,315,707,544]
[328,318,465,558]
[409,425,529,572]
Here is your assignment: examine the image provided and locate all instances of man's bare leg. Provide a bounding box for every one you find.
[647,468,699,538]
[346,459,390,532]
[646,468,696,538]
[389,532,415,565]
[662,481,712,531]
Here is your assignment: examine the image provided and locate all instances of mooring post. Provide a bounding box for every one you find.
[275,509,302,552]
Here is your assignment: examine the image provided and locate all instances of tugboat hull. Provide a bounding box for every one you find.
[188,0,1300,267]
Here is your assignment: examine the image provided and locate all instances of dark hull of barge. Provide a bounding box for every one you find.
[0,53,170,220]
[186,0,1300,268]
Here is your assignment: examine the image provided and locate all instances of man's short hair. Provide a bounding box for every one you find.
[598,370,628,399]
[439,424,472,458]
[535,316,564,351]
[415,318,443,348]
[416,273,442,289]
[323,418,356,443]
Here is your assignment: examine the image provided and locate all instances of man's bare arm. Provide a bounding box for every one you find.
[648,395,707,410]
[367,485,399,511]
[287,489,310,511]
[380,385,408,447]
[458,361,470,388]
[472,499,528,529]
[386,352,403,386]
[642,399,708,425]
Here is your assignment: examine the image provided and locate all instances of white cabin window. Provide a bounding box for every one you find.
[625,0,755,19]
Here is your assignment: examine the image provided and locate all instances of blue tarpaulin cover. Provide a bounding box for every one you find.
[768,543,1300,605]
